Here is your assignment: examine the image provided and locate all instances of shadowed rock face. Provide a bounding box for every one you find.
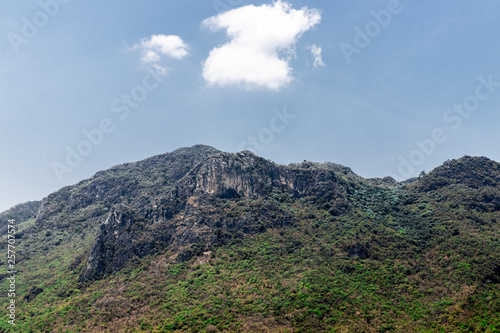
[80,151,349,281]
[81,206,142,281]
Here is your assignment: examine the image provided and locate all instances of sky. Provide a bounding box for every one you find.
[1,0,500,212]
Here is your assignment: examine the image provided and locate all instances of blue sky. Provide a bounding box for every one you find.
[1,0,500,212]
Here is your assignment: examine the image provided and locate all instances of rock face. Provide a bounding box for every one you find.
[171,151,344,199]
[81,206,141,281]
[79,151,351,281]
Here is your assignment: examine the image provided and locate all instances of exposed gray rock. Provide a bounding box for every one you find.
[79,150,349,281]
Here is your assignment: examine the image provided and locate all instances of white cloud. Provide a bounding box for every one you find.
[202,1,321,90]
[309,44,325,68]
[134,34,189,74]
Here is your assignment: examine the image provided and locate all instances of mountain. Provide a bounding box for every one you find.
[0,146,499,332]
[0,200,41,232]
[416,156,500,191]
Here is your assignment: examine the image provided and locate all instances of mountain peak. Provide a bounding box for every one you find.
[416,155,500,191]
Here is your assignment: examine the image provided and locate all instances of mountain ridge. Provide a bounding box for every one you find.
[3,149,498,219]
[1,146,499,332]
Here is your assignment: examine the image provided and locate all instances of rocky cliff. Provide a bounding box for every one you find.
[80,150,353,281]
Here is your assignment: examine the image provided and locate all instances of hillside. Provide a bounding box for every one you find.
[0,147,499,332]
[0,201,41,238]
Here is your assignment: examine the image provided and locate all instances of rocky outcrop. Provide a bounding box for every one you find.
[80,204,177,281]
[80,150,350,281]
[80,206,139,281]
[171,151,346,201]
[170,151,284,199]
